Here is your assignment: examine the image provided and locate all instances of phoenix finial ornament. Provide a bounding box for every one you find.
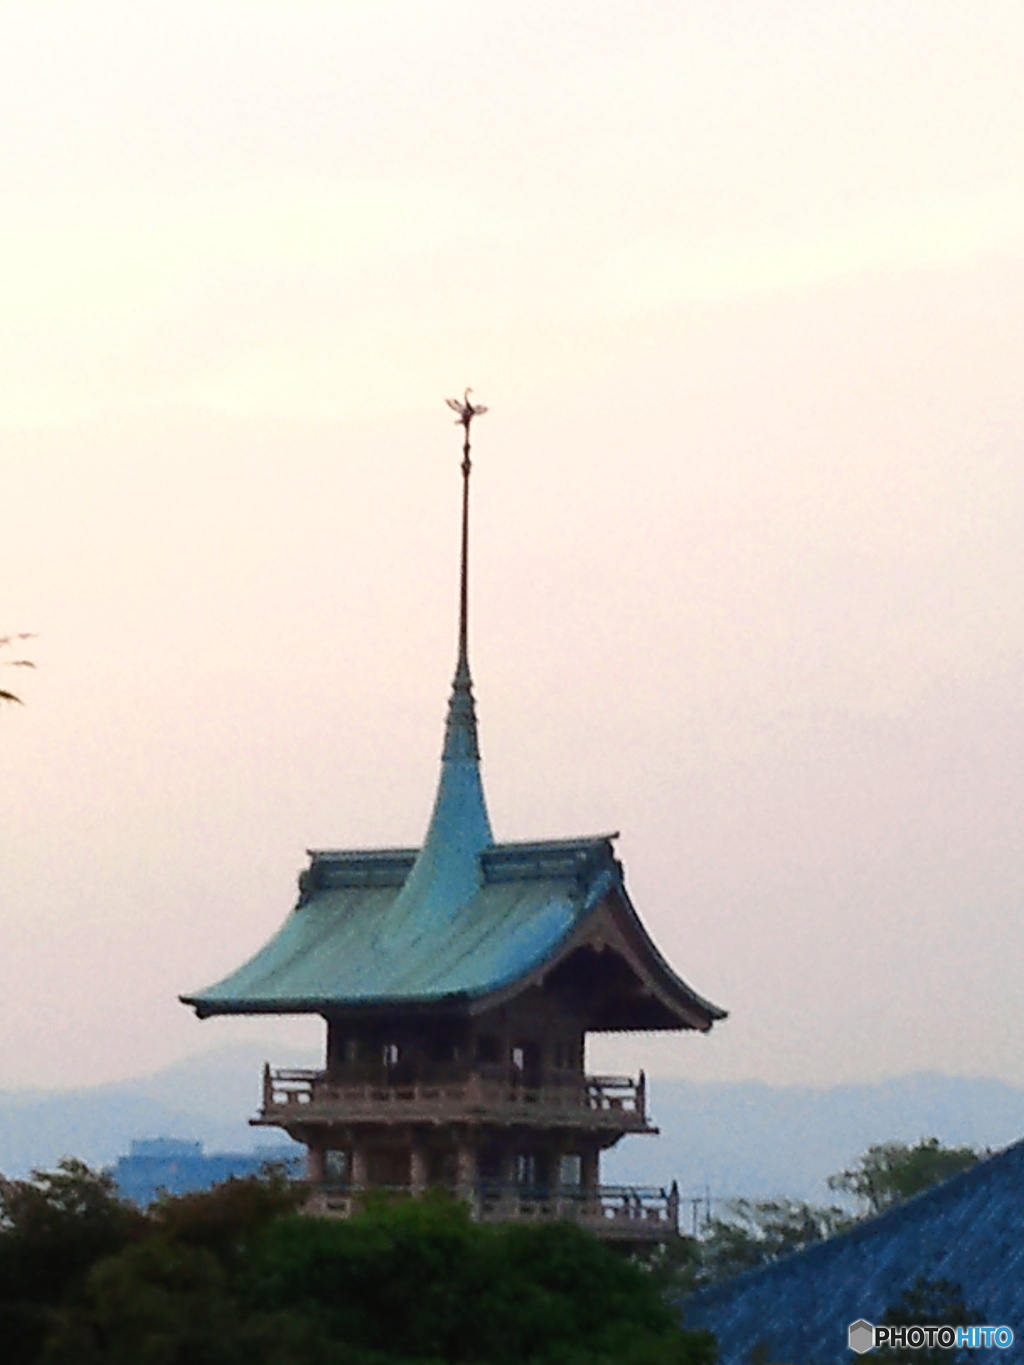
[445,388,488,429]
[445,389,487,476]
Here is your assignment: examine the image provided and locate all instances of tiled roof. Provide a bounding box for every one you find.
[683,1139,1024,1364]
[181,836,621,1015]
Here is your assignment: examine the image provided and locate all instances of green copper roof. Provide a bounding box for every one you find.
[181,837,623,1017]
[386,653,493,949]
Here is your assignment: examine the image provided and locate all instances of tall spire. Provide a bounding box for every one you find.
[442,389,487,762]
[383,393,493,937]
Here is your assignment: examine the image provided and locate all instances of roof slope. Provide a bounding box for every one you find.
[182,837,621,1016]
[683,1139,1024,1365]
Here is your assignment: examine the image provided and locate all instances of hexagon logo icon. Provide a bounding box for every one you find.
[848,1320,875,1354]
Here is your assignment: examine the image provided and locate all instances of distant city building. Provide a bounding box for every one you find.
[182,397,725,1242]
[110,1137,301,1206]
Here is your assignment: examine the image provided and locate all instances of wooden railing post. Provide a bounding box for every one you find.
[581,1148,600,1216]
[667,1179,680,1232]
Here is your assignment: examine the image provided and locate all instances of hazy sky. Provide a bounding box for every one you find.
[3,1,1023,1092]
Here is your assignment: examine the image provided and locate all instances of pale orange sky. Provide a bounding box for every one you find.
[2,0,1023,1091]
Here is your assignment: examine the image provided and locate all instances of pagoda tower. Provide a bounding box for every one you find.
[182,395,725,1241]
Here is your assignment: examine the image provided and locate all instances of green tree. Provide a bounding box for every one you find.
[4,1165,716,1365]
[654,1198,851,1293]
[40,1239,244,1365]
[0,1159,144,1364]
[244,1192,715,1365]
[827,1139,980,1217]
[149,1162,303,1263]
[875,1276,981,1365]
[660,1139,987,1303]
[701,1199,851,1285]
[37,1171,325,1365]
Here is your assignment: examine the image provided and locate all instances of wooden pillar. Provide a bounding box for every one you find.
[494,1141,515,1214]
[549,1144,563,1194]
[305,1142,326,1184]
[549,1140,566,1218]
[456,1134,478,1215]
[581,1146,600,1215]
[410,1140,429,1196]
[351,1142,369,1192]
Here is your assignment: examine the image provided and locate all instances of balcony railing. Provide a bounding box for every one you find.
[258,1066,650,1129]
[306,1182,679,1240]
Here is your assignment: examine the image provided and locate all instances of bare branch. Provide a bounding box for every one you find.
[1,633,36,705]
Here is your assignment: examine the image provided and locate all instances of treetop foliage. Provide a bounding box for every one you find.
[875,1276,982,1365]
[0,1137,984,1360]
[650,1197,853,1295]
[655,1137,982,1294]
[0,1162,716,1365]
[827,1138,981,1217]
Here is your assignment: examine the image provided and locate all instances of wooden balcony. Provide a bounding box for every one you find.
[256,1066,653,1133]
[306,1182,680,1242]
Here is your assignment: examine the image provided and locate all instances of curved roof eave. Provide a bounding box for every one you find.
[180,989,473,1020]
[467,878,727,1031]
[613,880,728,1025]
[179,838,726,1029]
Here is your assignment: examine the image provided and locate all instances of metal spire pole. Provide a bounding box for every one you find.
[445,389,488,680]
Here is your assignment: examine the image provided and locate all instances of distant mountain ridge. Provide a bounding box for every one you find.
[0,1044,314,1178]
[2,1045,1021,1201]
[602,1072,1024,1200]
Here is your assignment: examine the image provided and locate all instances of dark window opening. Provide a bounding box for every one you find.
[511,1041,542,1088]
[325,1150,349,1183]
[515,1153,537,1187]
[431,1035,458,1064]
[559,1154,582,1187]
[553,1041,576,1071]
[476,1034,500,1064]
[478,1149,503,1181]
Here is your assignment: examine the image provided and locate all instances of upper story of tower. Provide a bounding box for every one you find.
[180,394,725,1036]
